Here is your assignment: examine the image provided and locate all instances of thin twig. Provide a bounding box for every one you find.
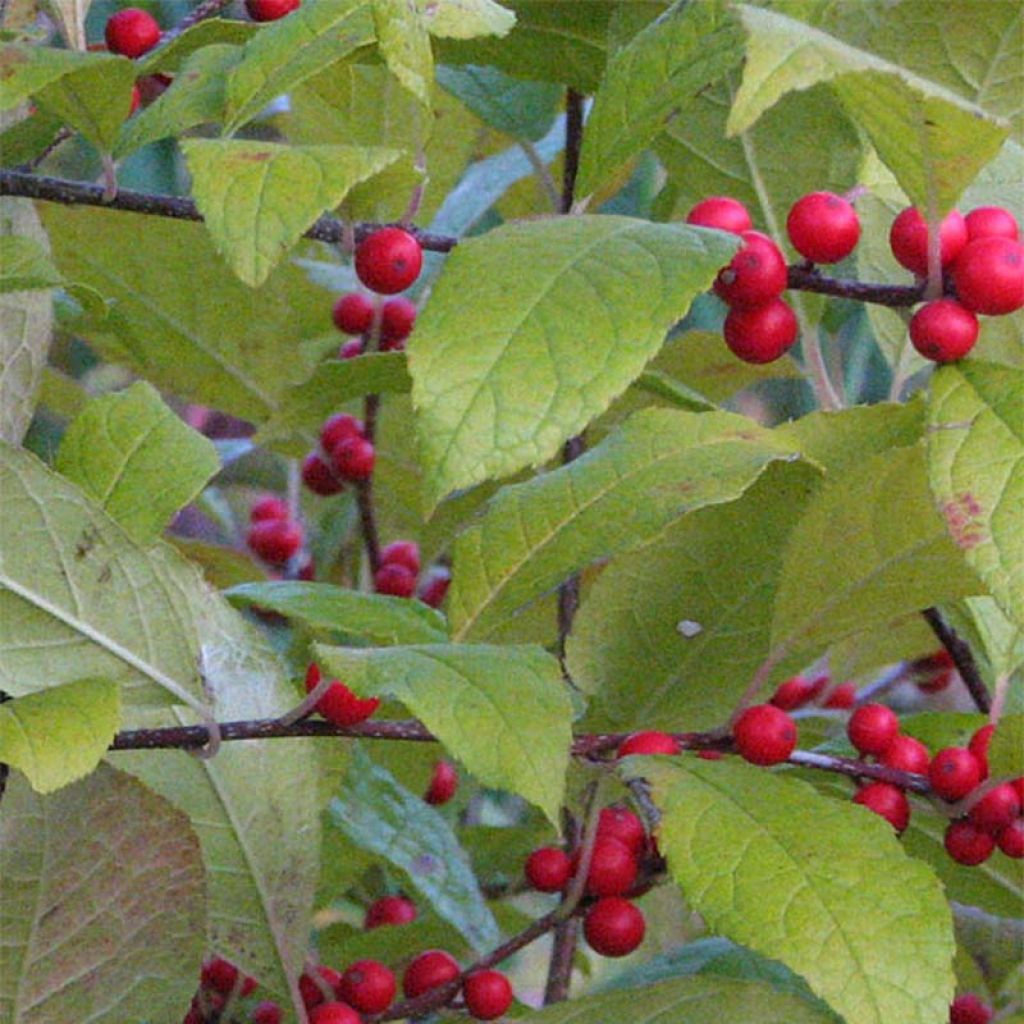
[354,301,386,573]
[922,607,991,713]
[518,139,560,212]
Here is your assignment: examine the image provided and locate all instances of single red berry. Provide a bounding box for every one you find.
[1010,777,1024,804]
[380,539,421,574]
[333,292,375,335]
[201,956,256,996]
[245,0,301,22]
[524,846,573,892]
[950,994,994,1024]
[929,747,983,802]
[251,1002,283,1024]
[302,452,345,496]
[299,966,343,1010]
[853,782,910,832]
[686,196,753,235]
[246,520,303,566]
[889,207,968,276]
[585,837,638,897]
[424,760,458,805]
[380,297,417,348]
[968,725,994,780]
[732,704,797,766]
[339,338,364,359]
[305,663,380,727]
[714,231,788,308]
[823,682,857,709]
[418,566,451,609]
[909,299,979,363]
[770,675,815,711]
[786,191,861,263]
[945,819,996,866]
[597,806,646,855]
[105,8,161,58]
[462,970,513,1021]
[339,960,395,1015]
[319,413,364,452]
[617,731,681,757]
[374,562,417,598]
[308,1004,361,1024]
[847,703,900,757]
[250,495,289,523]
[331,436,376,481]
[952,237,1024,315]
[723,298,798,364]
[364,895,417,929]
[184,1009,202,1024]
[583,897,646,957]
[355,227,423,295]
[402,950,460,999]
[997,819,1024,858]
[965,205,1019,242]
[915,651,954,692]
[880,735,931,775]
[968,783,1021,835]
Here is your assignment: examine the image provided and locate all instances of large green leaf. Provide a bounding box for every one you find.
[927,362,1024,627]
[0,678,119,794]
[56,381,219,545]
[329,746,500,952]
[139,19,258,75]
[945,596,1024,714]
[988,713,1024,778]
[316,642,571,823]
[415,0,515,38]
[576,0,741,196]
[0,765,205,1023]
[410,215,738,506]
[642,758,955,1024]
[373,0,433,105]
[449,407,802,641]
[0,43,114,110]
[0,236,63,294]
[435,63,560,140]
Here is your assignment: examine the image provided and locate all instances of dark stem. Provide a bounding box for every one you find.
[921,606,991,714]
[543,918,580,1005]
[787,264,923,308]
[0,762,8,805]
[355,394,382,574]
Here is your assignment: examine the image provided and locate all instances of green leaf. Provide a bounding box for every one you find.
[642,757,955,1024]
[577,0,741,197]
[139,18,258,74]
[316,643,571,823]
[449,407,803,641]
[0,765,205,1023]
[373,0,433,105]
[988,714,1024,778]
[0,43,111,111]
[0,235,63,292]
[411,215,738,506]
[927,362,1024,628]
[224,0,375,134]
[0,105,65,167]
[0,678,120,794]
[55,381,220,545]
[329,746,501,952]
[944,596,1024,713]
[226,581,447,644]
[415,0,515,39]
[182,138,400,286]
[728,5,1009,212]
[435,63,560,140]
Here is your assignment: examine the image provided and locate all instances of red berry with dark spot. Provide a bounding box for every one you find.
[617,731,681,757]
[880,735,931,775]
[965,205,1019,242]
[952,237,1024,315]
[374,562,417,598]
[320,413,364,452]
[302,452,345,496]
[997,819,1024,858]
[585,837,638,897]
[251,1002,283,1024]
[463,970,513,1021]
[889,207,967,276]
[380,540,421,574]
[714,231,788,308]
[418,566,451,608]
[823,682,856,709]
[380,297,417,348]
[732,704,797,766]
[333,292,374,335]
[583,898,645,957]
[686,196,753,235]
[299,966,343,1010]
[770,675,815,711]
[339,960,396,1015]
[424,759,458,805]
[355,227,423,295]
[202,956,256,996]
[245,0,301,22]
[525,846,572,892]
[786,191,861,263]
[331,436,376,481]
[364,895,417,929]
[847,703,900,757]
[929,747,983,802]
[968,725,994,780]
[853,782,910,832]
[723,298,798,364]
[945,819,996,865]
[308,1005,361,1024]
[305,663,379,727]
[250,495,289,523]
[598,806,646,855]
[949,993,994,1024]
[968,783,1021,835]
[402,950,460,999]
[105,8,161,58]
[339,338,364,359]
[246,520,303,566]
[909,299,979,363]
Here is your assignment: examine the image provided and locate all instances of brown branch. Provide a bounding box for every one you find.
[787,264,923,308]
[922,606,991,714]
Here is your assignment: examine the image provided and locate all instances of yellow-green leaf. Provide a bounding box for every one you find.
[373,0,433,105]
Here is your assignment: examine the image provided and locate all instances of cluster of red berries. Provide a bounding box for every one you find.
[372,541,451,607]
[245,495,311,574]
[334,294,418,358]
[770,671,856,711]
[301,412,375,497]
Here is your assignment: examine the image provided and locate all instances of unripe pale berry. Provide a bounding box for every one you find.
[723,298,798,364]
[424,759,458,805]
[585,837,638,897]
[380,296,417,348]
[364,895,416,929]
[786,191,861,263]
[331,436,376,481]
[617,731,681,757]
[909,299,979,363]
[952,237,1024,315]
[944,819,995,866]
[929,747,983,802]
[246,520,302,566]
[846,703,900,757]
[583,897,645,957]
[732,704,797,766]
[245,0,301,22]
[597,806,646,855]
[714,231,788,308]
[302,452,345,496]
[374,562,417,598]
[462,970,513,1021]
[305,663,380,727]
[880,735,931,775]
[686,196,753,235]
[525,846,573,892]
[299,965,343,1010]
[333,292,374,335]
[965,205,1019,242]
[319,413,364,452]
[355,227,423,294]
[308,1004,361,1024]
[380,539,421,574]
[949,994,993,1024]
[250,495,289,523]
[967,783,1021,835]
[105,8,161,58]
[338,960,396,1014]
[889,207,967,276]
[997,819,1024,858]
[402,949,460,999]
[853,782,910,832]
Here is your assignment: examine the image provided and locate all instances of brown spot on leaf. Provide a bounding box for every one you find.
[942,492,987,550]
[238,150,272,162]
[0,47,30,81]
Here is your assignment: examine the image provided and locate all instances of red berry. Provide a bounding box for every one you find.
[770,675,815,711]
[251,1003,283,1024]
[331,436,376,481]
[380,296,417,348]
[524,846,572,892]
[364,895,417,929]
[617,731,681,757]
[402,950,460,999]
[319,413,364,452]
[462,970,513,1021]
[299,966,343,1010]
[853,782,910,832]
[585,837,638,897]
[424,759,458,805]
[714,231,788,308]
[374,562,417,598]
[929,747,983,802]
[909,299,978,363]
[308,1005,361,1024]
[823,682,856,709]
[847,703,900,757]
[380,539,421,574]
[105,8,161,58]
[339,960,396,1015]
[916,653,954,692]
[418,566,452,608]
[333,292,375,335]
[786,191,861,263]
[965,205,1019,242]
[880,735,931,775]
[245,0,301,22]
[968,783,1021,835]
[129,83,141,114]
[302,452,345,496]
[723,298,798,364]
[950,994,993,1024]
[952,237,1024,315]
[250,495,289,523]
[968,725,994,780]
[997,819,1024,858]
[247,520,303,566]
[732,704,797,766]
[305,663,380,727]
[201,956,256,996]
[686,196,753,235]
[889,207,968,276]
[597,806,646,855]
[339,338,364,359]
[583,897,645,957]
[355,227,423,295]
[1010,777,1024,804]
[945,819,996,865]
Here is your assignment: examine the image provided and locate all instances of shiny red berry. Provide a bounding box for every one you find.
[889,207,967,276]
[617,731,681,757]
[597,806,646,855]
[380,539,421,574]
[945,819,995,865]
[250,495,289,523]
[364,895,416,929]
[585,837,638,897]
[714,231,788,308]
[418,566,452,608]
[251,1002,283,1024]
[723,298,798,364]
[374,562,417,598]
[770,676,815,711]
[308,1004,361,1024]
[105,8,161,58]
[331,436,376,481]
[847,703,900,757]
[949,993,994,1024]
[952,237,1024,315]
[245,0,301,21]
[380,297,417,349]
[929,747,983,802]
[319,413,364,452]
[305,663,380,727]
[968,725,994,780]
[302,452,345,496]
[424,759,458,805]
[686,196,753,235]
[823,682,856,709]
[909,299,978,363]
[339,960,396,1014]
[333,292,374,335]
[968,783,1021,835]
[246,520,302,566]
[583,897,645,957]
[880,735,930,775]
[402,949,460,999]
[853,782,910,832]
[965,205,1019,242]
[786,191,860,263]
[201,956,256,996]
[997,819,1024,858]
[355,227,423,295]
[732,704,797,766]
[525,846,572,892]
[299,965,343,1010]
[463,970,513,1021]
